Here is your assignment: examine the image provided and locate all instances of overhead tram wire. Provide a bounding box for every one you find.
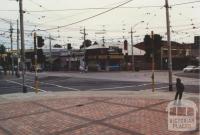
[0,18,12,24]
[171,0,200,6]
[41,0,135,31]
[20,5,162,12]
[35,0,137,28]
[28,0,47,10]
[1,0,198,13]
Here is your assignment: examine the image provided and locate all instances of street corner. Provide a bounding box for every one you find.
[0,96,199,135]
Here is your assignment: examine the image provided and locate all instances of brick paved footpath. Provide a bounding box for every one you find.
[0,92,199,135]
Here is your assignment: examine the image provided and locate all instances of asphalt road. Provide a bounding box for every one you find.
[0,73,199,95]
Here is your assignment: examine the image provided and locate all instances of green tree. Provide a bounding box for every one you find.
[93,41,98,45]
[80,39,92,49]
[53,44,62,48]
[0,44,6,66]
[37,49,45,64]
[144,35,153,61]
[144,34,163,64]
[0,44,6,54]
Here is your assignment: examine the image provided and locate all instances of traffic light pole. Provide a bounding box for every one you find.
[130,27,135,72]
[34,32,39,93]
[19,0,27,93]
[151,31,155,92]
[49,34,52,71]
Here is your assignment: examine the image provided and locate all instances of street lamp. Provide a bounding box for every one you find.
[130,21,144,71]
[80,27,87,71]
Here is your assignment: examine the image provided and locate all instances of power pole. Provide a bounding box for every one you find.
[165,0,173,91]
[102,36,105,46]
[16,19,20,77]
[83,27,86,70]
[130,27,135,71]
[49,34,52,71]
[18,0,27,93]
[10,22,14,75]
[151,31,155,92]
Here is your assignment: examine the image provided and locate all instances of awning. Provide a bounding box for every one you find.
[109,55,124,59]
[45,57,58,62]
[98,55,107,59]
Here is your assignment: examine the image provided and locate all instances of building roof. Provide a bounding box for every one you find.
[131,47,145,55]
[135,41,193,50]
[86,44,108,50]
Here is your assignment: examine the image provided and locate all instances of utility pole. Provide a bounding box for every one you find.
[160,46,163,70]
[102,36,105,46]
[151,31,155,92]
[16,19,20,77]
[165,0,173,91]
[10,22,14,75]
[83,27,86,70]
[130,27,135,71]
[18,0,27,93]
[49,34,52,71]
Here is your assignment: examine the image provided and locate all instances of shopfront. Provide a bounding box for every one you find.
[86,46,124,71]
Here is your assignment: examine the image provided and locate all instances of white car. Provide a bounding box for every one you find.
[193,66,200,73]
[183,65,196,72]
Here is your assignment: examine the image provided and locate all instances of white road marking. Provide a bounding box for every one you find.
[26,78,67,84]
[141,86,169,91]
[88,83,154,91]
[39,81,80,91]
[41,78,71,84]
[6,80,47,92]
[25,78,80,91]
[7,77,166,92]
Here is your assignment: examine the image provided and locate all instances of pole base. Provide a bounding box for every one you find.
[16,72,20,78]
[23,86,27,93]
[169,84,173,91]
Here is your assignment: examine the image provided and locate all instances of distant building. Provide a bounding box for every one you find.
[135,41,196,70]
[43,48,84,71]
[86,45,124,71]
[192,36,200,59]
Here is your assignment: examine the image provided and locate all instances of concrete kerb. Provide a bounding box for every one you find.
[0,90,198,104]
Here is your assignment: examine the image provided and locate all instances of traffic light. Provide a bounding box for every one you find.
[37,36,44,47]
[124,40,128,50]
[67,43,72,50]
[37,49,45,63]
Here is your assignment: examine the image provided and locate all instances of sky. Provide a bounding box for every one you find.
[0,0,200,51]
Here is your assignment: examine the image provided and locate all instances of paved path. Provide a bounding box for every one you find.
[0,91,199,135]
[0,71,199,135]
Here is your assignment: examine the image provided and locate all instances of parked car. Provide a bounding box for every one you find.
[193,66,200,73]
[183,65,196,72]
